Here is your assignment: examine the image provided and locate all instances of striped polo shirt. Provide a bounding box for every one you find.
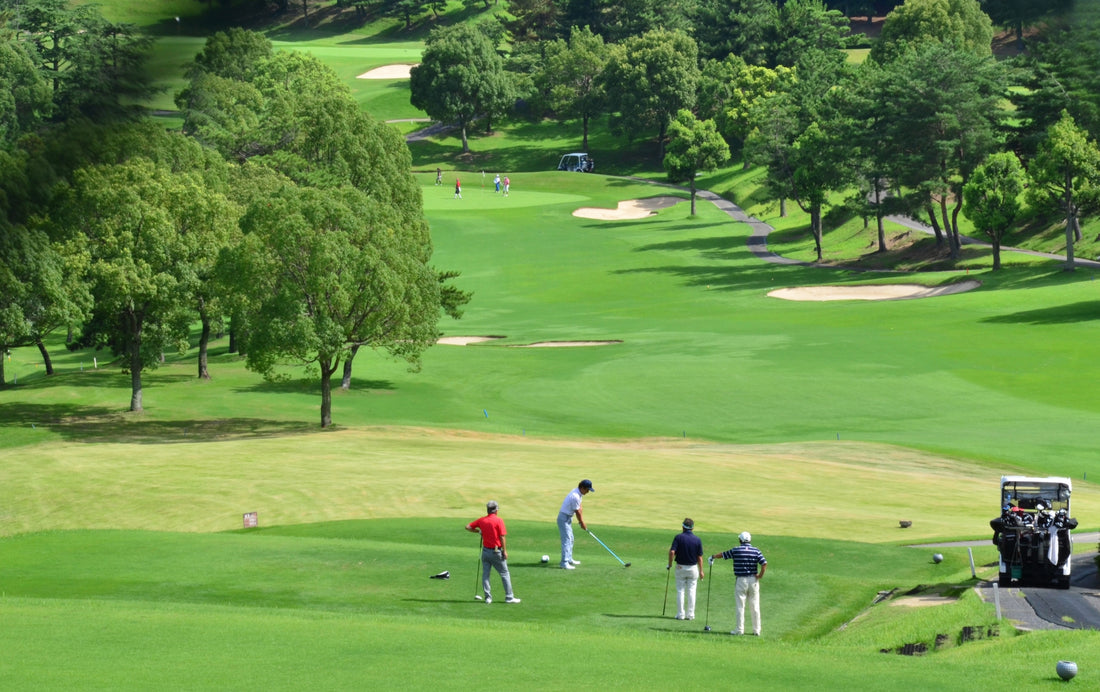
[721,544,766,576]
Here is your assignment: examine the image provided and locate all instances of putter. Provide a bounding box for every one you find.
[587,529,631,567]
[703,559,714,631]
[662,566,671,616]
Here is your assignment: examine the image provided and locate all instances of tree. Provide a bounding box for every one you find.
[981,0,1071,54]
[534,26,609,151]
[871,0,994,64]
[503,0,561,42]
[962,152,1025,270]
[770,0,852,68]
[698,55,794,164]
[663,110,729,215]
[409,24,511,153]
[689,0,777,64]
[0,39,52,144]
[1027,111,1100,271]
[55,158,228,411]
[602,29,699,160]
[234,184,445,429]
[10,0,156,122]
[745,51,853,261]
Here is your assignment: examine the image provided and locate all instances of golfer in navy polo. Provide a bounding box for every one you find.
[712,531,767,635]
[668,518,704,620]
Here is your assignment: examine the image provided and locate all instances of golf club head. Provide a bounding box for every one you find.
[704,626,711,631]
[624,562,631,568]
[474,595,483,601]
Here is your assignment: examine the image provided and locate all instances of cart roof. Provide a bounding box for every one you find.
[1001,475,1072,488]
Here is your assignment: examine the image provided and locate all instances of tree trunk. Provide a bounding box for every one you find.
[36,338,53,375]
[341,344,361,390]
[874,185,887,252]
[689,177,697,216]
[925,204,944,246]
[992,238,1001,271]
[198,310,211,380]
[950,199,963,260]
[461,123,469,153]
[938,197,958,259]
[811,205,823,262]
[780,198,786,217]
[128,311,143,412]
[0,355,5,385]
[320,358,337,428]
[1065,169,1076,271]
[582,114,589,151]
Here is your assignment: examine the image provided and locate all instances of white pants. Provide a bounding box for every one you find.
[675,564,699,619]
[557,512,574,566]
[734,575,761,635]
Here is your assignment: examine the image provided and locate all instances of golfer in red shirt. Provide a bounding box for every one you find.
[466,501,520,604]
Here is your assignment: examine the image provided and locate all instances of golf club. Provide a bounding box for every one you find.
[703,558,714,631]
[662,566,671,616]
[586,529,631,567]
[473,535,484,601]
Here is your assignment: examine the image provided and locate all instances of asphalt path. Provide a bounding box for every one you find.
[914,533,1100,631]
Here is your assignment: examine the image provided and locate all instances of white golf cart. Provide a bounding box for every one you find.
[990,475,1077,589]
[557,152,594,172]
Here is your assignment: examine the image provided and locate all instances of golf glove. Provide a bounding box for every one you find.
[708,556,714,565]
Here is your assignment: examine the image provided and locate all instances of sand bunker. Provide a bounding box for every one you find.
[769,280,980,302]
[573,197,684,220]
[511,340,622,347]
[357,64,416,79]
[437,336,504,345]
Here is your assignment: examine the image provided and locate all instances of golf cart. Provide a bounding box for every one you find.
[557,152,594,172]
[990,475,1077,589]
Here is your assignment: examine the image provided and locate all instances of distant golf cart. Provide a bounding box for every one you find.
[990,475,1077,589]
[558,152,594,172]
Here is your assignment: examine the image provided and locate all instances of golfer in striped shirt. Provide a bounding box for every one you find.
[712,531,767,636]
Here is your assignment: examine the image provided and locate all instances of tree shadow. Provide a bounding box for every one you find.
[982,301,1100,325]
[0,403,316,443]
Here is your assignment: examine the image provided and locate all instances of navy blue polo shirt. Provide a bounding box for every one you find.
[721,544,766,576]
[670,530,703,565]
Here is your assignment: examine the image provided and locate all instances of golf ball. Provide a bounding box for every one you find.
[932,553,944,564]
[1057,660,1078,680]
[541,555,550,563]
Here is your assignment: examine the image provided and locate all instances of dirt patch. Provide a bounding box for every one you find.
[357,64,416,79]
[768,281,980,302]
[573,197,684,220]
[889,595,957,608]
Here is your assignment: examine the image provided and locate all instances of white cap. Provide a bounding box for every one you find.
[738,531,751,543]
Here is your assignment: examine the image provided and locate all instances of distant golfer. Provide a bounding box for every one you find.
[712,531,766,636]
[668,518,704,620]
[466,501,520,604]
[493,173,501,192]
[557,479,593,569]
[502,176,510,196]
[435,167,443,185]
[454,177,462,199]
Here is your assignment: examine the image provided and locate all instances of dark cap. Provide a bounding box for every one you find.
[682,518,694,530]
[579,479,594,492]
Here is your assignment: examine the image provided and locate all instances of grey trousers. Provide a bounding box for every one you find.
[482,547,514,599]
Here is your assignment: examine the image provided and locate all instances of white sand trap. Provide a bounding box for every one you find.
[573,196,684,220]
[437,335,504,345]
[357,64,417,79]
[511,340,622,347]
[889,595,957,608]
[769,280,980,302]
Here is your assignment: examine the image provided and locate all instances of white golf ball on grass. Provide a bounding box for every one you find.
[541,555,550,563]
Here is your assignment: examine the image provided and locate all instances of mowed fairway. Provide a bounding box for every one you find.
[3,173,1100,688]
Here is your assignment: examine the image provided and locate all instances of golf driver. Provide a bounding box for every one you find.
[703,558,714,631]
[662,566,671,616]
[586,529,631,567]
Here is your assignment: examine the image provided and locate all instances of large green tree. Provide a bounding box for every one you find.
[534,26,609,151]
[871,0,994,64]
[234,184,445,429]
[409,24,512,153]
[980,0,1071,53]
[962,152,1025,270]
[1027,111,1100,271]
[663,109,729,215]
[602,29,699,160]
[0,39,51,144]
[689,0,777,64]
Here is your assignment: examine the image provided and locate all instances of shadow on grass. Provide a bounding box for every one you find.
[982,300,1100,325]
[0,403,316,443]
[238,378,394,395]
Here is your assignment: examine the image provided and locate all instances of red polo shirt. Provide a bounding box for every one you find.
[468,514,506,548]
